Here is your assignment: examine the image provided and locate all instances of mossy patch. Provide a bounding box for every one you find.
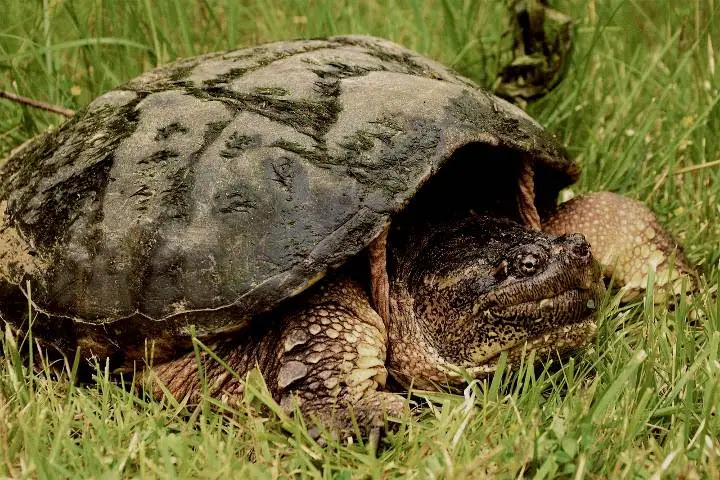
[159,120,231,222]
[155,122,189,140]
[138,149,180,165]
[272,139,329,164]
[0,96,147,249]
[252,86,289,96]
[445,90,572,176]
[187,86,342,142]
[220,132,260,158]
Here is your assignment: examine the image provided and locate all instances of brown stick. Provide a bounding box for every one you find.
[517,160,541,230]
[0,90,75,118]
[368,225,390,325]
[674,159,720,174]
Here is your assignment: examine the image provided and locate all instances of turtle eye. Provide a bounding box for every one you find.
[519,254,540,275]
[512,244,548,276]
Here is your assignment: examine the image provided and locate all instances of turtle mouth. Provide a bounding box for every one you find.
[485,283,604,326]
[467,315,598,376]
[467,282,604,371]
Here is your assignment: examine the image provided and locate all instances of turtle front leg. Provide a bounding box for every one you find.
[543,191,697,302]
[146,277,405,440]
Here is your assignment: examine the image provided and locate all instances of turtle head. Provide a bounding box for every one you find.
[387,215,604,388]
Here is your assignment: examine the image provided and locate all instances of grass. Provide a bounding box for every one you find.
[1,0,719,477]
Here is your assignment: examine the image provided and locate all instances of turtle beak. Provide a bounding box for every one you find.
[475,233,604,321]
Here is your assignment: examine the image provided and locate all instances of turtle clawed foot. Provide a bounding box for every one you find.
[619,269,699,307]
[544,191,699,306]
[305,392,408,447]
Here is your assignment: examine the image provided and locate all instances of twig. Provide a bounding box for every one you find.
[646,165,669,201]
[674,159,720,174]
[0,90,74,118]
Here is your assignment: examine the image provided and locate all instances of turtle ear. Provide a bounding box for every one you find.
[492,260,509,280]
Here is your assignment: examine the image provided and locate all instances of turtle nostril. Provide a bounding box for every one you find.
[563,234,591,260]
[572,242,590,259]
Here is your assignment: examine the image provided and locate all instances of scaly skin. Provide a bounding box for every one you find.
[148,195,695,439]
[148,215,605,438]
[386,216,604,389]
[148,277,405,438]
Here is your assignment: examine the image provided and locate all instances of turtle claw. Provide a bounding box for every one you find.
[301,391,406,446]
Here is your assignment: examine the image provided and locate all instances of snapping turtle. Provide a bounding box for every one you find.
[0,36,694,436]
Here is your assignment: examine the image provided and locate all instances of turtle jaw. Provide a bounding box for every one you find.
[466,317,598,377]
[467,282,604,370]
[477,278,605,330]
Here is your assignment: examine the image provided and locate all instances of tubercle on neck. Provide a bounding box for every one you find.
[385,286,469,390]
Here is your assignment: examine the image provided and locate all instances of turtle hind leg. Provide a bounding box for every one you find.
[543,191,698,303]
[145,276,405,440]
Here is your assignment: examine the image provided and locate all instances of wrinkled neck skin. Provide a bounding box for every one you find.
[386,214,604,390]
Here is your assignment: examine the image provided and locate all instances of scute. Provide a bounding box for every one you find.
[0,35,575,360]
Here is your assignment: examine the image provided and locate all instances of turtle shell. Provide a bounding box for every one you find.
[0,35,577,362]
